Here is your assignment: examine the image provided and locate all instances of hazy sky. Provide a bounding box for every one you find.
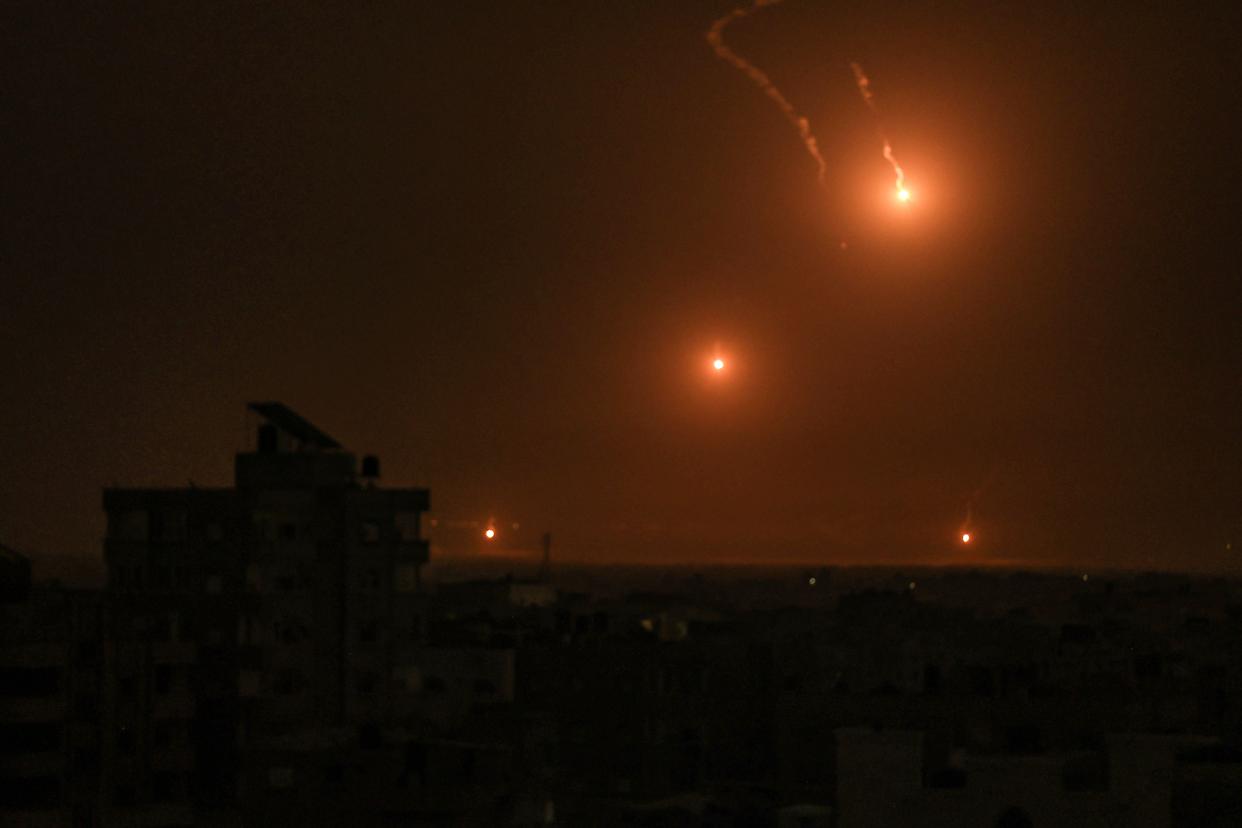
[3,1,1238,572]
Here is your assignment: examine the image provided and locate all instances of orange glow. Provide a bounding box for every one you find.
[712,358,725,371]
[484,528,495,539]
[961,532,971,543]
[896,188,911,202]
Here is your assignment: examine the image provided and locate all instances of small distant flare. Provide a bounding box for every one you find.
[713,358,726,372]
[484,528,496,540]
[961,532,971,544]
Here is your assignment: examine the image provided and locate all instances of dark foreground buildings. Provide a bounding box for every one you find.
[3,403,1242,826]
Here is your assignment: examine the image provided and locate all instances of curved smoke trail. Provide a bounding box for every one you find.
[850,61,906,195]
[706,0,827,185]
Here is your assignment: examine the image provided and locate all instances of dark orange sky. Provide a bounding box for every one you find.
[3,1,1239,573]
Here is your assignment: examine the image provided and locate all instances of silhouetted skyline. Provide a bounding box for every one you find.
[3,1,1238,571]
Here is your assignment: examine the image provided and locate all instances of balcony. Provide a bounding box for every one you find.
[151,745,195,772]
[151,642,196,665]
[0,749,63,777]
[152,691,195,720]
[0,696,65,723]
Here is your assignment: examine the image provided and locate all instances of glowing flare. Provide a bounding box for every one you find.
[896,188,911,202]
[484,528,495,539]
[713,358,726,371]
[961,532,971,543]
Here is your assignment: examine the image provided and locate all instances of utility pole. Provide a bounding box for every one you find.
[539,532,552,582]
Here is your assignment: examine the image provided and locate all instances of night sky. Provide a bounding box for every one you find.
[3,1,1239,573]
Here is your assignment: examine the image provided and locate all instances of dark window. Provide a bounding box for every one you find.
[73,749,100,774]
[424,676,445,693]
[76,694,100,723]
[0,666,59,697]
[0,722,61,754]
[278,620,303,644]
[359,724,382,749]
[995,807,1034,828]
[1134,654,1162,679]
[0,776,59,808]
[114,784,137,808]
[152,772,180,802]
[274,670,302,696]
[280,523,297,541]
[1005,725,1042,754]
[969,666,995,697]
[155,665,173,695]
[928,767,967,788]
[1062,753,1108,791]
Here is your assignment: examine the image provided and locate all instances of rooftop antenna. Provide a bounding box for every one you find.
[539,532,552,582]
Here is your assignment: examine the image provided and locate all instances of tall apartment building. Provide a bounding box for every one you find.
[102,402,430,817]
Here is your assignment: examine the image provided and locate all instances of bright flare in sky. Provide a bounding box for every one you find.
[961,532,971,543]
[896,188,911,202]
[484,528,495,539]
[713,358,726,371]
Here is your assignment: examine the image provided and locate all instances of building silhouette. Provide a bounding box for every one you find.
[101,402,430,823]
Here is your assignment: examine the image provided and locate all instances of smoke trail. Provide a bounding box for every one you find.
[850,61,906,194]
[706,0,827,184]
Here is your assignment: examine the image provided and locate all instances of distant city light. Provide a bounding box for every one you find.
[713,358,725,371]
[1082,573,1089,582]
[809,577,816,586]
[909,581,917,590]
[484,528,495,539]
